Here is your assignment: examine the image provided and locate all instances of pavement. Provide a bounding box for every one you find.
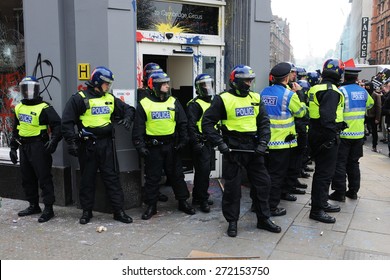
[1,134,390,260]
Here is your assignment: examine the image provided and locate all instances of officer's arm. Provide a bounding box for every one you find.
[175,100,189,145]
[318,90,340,135]
[289,93,306,118]
[202,95,226,146]
[10,110,20,149]
[132,104,147,149]
[61,94,85,143]
[186,101,203,145]
[113,95,135,121]
[256,100,271,144]
[41,105,63,142]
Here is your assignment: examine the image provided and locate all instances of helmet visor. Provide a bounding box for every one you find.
[196,78,214,96]
[20,81,39,99]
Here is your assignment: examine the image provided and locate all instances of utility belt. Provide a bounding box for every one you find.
[195,133,207,143]
[79,128,111,142]
[223,133,256,145]
[18,133,49,144]
[145,135,174,146]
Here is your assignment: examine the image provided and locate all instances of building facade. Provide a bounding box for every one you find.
[0,0,273,211]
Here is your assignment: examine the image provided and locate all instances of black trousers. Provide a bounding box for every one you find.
[19,141,55,205]
[222,152,271,222]
[78,137,124,211]
[309,131,340,211]
[191,143,213,202]
[266,148,292,209]
[332,138,364,194]
[366,117,378,148]
[143,143,190,205]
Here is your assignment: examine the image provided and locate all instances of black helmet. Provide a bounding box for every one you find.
[147,72,171,101]
[19,76,40,100]
[229,65,256,96]
[195,74,214,97]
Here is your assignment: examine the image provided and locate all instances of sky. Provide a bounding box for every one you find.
[271,0,351,63]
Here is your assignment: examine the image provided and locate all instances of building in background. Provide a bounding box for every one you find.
[269,15,294,68]
[0,0,273,211]
[370,0,390,64]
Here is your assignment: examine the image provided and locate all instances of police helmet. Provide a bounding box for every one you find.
[322,58,345,78]
[90,66,114,89]
[296,67,307,79]
[307,71,320,86]
[229,65,256,95]
[195,74,214,97]
[147,72,171,100]
[143,63,163,83]
[19,76,40,100]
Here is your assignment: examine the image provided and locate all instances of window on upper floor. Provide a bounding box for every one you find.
[387,21,390,36]
[378,26,381,40]
[381,24,385,40]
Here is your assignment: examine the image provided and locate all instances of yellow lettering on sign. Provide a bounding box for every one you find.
[78,63,90,80]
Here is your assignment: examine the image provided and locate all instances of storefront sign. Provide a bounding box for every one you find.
[361,17,369,58]
[137,0,219,35]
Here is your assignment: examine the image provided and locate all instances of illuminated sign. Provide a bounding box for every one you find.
[361,17,369,58]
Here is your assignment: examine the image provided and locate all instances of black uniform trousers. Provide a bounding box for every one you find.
[191,142,213,202]
[222,152,271,222]
[331,138,364,194]
[19,141,55,205]
[266,148,292,209]
[143,143,190,205]
[78,137,124,211]
[281,146,300,195]
[309,131,340,211]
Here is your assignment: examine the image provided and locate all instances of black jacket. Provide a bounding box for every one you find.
[61,86,134,143]
[132,94,188,149]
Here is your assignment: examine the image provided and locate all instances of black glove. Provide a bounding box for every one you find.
[67,141,79,157]
[118,116,132,130]
[175,142,186,151]
[217,142,230,154]
[44,139,59,154]
[9,149,18,164]
[192,142,203,152]
[255,141,268,156]
[137,147,150,157]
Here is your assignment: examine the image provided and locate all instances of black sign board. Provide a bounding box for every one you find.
[137,0,219,35]
[361,17,369,58]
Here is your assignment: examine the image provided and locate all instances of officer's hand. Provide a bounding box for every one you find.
[254,141,268,156]
[67,141,79,157]
[217,142,230,154]
[192,142,203,152]
[44,139,59,154]
[175,142,186,151]
[137,147,150,157]
[9,149,18,164]
[118,116,132,130]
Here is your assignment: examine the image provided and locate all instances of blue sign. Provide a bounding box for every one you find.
[151,111,171,119]
[262,96,278,106]
[19,114,33,123]
[235,107,254,117]
[91,106,110,115]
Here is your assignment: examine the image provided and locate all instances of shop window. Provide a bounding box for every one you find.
[137,0,219,36]
[0,1,25,155]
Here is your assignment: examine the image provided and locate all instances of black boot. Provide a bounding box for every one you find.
[199,200,210,213]
[114,209,133,223]
[257,218,281,233]
[178,200,196,215]
[18,203,42,217]
[142,204,157,220]
[38,204,54,223]
[227,221,238,237]
[79,210,93,224]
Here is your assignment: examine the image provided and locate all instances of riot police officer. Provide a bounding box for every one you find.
[132,72,195,220]
[9,76,62,223]
[202,65,281,237]
[62,66,134,224]
[308,59,346,223]
[329,67,374,201]
[186,74,215,213]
